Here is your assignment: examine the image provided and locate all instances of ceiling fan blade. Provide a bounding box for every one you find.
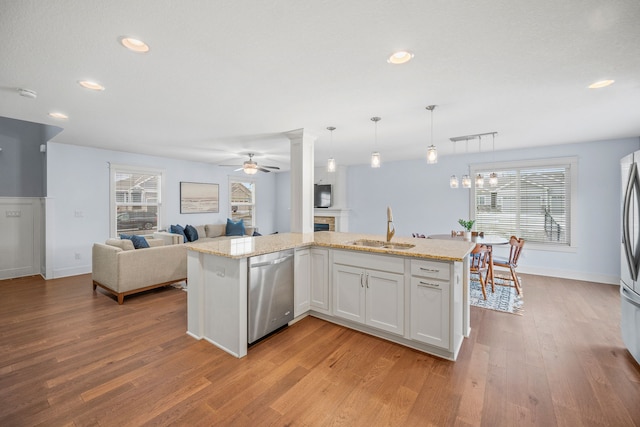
[233,167,244,172]
[257,167,272,173]
[262,165,280,170]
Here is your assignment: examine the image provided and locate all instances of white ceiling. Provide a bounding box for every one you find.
[1,0,639,171]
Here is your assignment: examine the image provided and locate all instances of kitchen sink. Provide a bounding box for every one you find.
[348,239,415,250]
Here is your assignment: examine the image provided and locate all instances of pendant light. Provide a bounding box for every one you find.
[461,139,471,188]
[489,133,498,187]
[475,136,484,188]
[370,117,381,168]
[327,126,336,173]
[450,140,459,188]
[426,105,437,164]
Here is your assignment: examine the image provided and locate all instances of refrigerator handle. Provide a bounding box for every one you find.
[621,285,640,309]
[623,162,639,281]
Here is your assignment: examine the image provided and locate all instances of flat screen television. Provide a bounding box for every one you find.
[314,184,332,208]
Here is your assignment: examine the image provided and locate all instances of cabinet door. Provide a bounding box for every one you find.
[310,248,329,312]
[410,277,450,349]
[333,264,365,323]
[294,248,311,317]
[365,270,404,335]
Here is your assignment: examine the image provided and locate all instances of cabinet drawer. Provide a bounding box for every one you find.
[411,259,450,280]
[333,249,404,274]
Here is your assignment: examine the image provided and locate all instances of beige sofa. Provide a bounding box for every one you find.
[92,237,187,304]
[153,223,256,245]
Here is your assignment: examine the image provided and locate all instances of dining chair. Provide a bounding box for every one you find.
[492,236,525,294]
[413,233,425,238]
[470,244,492,300]
[471,231,485,238]
[451,230,465,237]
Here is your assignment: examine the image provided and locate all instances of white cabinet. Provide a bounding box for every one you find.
[295,247,330,316]
[411,277,450,349]
[410,259,452,349]
[332,250,404,335]
[310,248,330,313]
[294,248,311,317]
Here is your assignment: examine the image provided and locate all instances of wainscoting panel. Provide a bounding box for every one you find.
[0,198,42,279]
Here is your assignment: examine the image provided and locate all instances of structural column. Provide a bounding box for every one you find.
[286,129,315,233]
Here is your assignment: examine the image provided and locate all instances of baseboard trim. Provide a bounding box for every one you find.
[517,266,618,285]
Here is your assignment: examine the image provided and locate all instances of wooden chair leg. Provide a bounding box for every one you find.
[479,272,487,300]
[117,293,124,304]
[510,268,521,294]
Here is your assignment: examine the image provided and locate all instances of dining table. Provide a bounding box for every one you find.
[427,233,509,288]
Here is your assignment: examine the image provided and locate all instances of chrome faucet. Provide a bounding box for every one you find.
[386,206,395,242]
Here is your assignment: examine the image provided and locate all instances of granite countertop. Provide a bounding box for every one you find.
[185,231,475,262]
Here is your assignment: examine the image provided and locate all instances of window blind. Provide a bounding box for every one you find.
[472,160,573,245]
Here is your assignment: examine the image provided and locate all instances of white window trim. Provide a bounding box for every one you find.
[229,176,256,228]
[469,156,578,252]
[109,163,166,237]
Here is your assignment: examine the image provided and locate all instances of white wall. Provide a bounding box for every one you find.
[346,137,640,284]
[46,142,278,278]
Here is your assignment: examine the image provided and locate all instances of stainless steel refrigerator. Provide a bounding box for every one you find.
[620,151,640,365]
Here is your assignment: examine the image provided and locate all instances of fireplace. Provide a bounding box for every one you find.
[313,208,349,232]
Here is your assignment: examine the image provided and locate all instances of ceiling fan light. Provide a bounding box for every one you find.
[243,163,258,175]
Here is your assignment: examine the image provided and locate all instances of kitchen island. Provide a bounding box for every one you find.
[185,231,475,360]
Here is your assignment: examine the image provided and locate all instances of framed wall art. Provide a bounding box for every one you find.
[180,182,219,213]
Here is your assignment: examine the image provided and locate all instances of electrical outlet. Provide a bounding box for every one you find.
[5,211,21,217]
[75,253,81,260]
[74,210,83,218]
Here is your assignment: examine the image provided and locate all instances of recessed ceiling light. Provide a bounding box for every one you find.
[49,112,68,120]
[387,51,414,64]
[119,36,150,53]
[588,79,615,89]
[78,80,105,91]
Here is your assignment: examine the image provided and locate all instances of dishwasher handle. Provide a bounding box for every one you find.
[250,254,294,268]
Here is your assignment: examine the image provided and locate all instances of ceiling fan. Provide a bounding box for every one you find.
[220,153,281,175]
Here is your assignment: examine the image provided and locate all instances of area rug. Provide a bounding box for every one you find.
[470,274,524,315]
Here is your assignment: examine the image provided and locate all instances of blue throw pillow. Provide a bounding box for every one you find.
[120,234,150,249]
[184,224,199,242]
[226,218,245,236]
[170,224,187,243]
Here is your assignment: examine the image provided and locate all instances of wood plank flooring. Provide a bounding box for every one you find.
[0,273,638,426]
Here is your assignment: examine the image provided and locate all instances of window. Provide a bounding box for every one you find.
[229,178,256,227]
[110,164,164,237]
[471,157,577,246]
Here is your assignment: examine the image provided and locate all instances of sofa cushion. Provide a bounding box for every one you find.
[184,225,199,242]
[106,238,135,251]
[205,224,226,238]
[120,234,150,249]
[170,224,188,243]
[226,218,245,236]
[195,225,206,239]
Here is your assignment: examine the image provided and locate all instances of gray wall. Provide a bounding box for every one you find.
[46,142,279,278]
[274,137,640,284]
[0,116,61,197]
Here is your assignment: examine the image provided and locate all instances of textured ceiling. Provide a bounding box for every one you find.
[1,0,639,170]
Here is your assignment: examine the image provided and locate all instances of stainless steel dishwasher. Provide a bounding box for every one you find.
[248,249,294,344]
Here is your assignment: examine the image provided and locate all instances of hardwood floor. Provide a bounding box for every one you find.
[1,273,638,426]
